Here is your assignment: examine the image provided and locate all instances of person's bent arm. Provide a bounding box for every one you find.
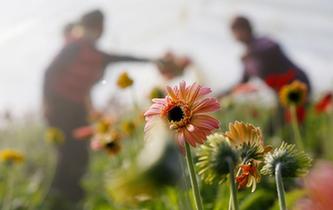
[103,52,154,64]
[217,71,250,99]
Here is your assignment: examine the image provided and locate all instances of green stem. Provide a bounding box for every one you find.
[228,164,244,210]
[184,142,204,210]
[290,105,304,150]
[275,163,287,210]
[227,158,239,210]
[2,166,14,210]
[228,197,233,210]
[35,149,58,210]
[130,88,140,112]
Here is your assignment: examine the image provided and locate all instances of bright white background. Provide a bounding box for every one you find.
[0,0,332,114]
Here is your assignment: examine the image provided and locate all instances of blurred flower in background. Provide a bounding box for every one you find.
[315,92,333,114]
[0,149,24,165]
[295,161,333,210]
[121,120,136,136]
[117,72,134,89]
[44,127,65,144]
[279,80,308,108]
[148,86,166,101]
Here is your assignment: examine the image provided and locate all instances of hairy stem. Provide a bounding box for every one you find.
[227,158,239,210]
[275,163,287,210]
[184,142,204,210]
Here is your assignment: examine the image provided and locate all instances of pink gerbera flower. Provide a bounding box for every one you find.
[144,81,220,149]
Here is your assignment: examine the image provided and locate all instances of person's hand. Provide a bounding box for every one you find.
[155,52,192,80]
[232,83,258,95]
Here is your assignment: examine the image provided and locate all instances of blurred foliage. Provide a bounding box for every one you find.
[0,121,56,210]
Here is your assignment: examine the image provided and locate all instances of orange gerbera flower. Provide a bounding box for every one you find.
[144,81,220,149]
[224,121,263,146]
[224,121,271,192]
[236,161,261,192]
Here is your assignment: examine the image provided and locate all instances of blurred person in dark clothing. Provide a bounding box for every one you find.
[43,9,158,207]
[221,16,311,123]
[63,22,79,44]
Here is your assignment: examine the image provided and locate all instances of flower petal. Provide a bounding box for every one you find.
[192,98,220,114]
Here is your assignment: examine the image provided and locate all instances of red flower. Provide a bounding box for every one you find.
[265,69,296,92]
[315,93,333,114]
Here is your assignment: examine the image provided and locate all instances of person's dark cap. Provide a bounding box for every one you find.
[81,9,104,28]
[230,16,252,33]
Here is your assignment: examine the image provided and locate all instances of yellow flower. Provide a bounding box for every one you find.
[45,127,65,144]
[95,117,112,134]
[149,87,165,100]
[279,80,308,108]
[102,130,122,155]
[117,72,133,89]
[121,120,136,136]
[0,149,24,165]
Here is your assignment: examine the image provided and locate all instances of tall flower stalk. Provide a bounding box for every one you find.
[185,142,203,210]
[262,142,312,210]
[290,105,304,150]
[196,134,239,210]
[2,170,15,210]
[279,80,308,150]
[227,157,239,210]
[275,163,286,210]
[0,149,24,210]
[117,71,140,111]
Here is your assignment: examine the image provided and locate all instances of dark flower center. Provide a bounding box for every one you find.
[287,91,301,103]
[168,106,184,122]
[105,141,116,149]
